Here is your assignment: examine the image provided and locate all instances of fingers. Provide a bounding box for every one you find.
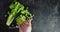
[20,20,31,27]
[24,20,31,26]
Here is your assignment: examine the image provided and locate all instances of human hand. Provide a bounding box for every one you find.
[19,20,32,32]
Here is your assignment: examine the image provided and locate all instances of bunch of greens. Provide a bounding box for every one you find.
[6,1,33,26]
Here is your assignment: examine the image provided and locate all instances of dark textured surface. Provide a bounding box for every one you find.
[0,0,60,32]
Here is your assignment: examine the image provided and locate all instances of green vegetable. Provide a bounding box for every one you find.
[16,15,26,24]
[6,2,24,26]
[6,0,33,26]
[21,9,29,15]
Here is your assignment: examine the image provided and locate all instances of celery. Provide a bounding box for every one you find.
[6,0,33,26]
[6,2,24,26]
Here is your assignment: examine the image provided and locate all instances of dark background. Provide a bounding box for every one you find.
[0,0,60,32]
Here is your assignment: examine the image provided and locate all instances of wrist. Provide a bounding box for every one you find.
[20,26,32,32]
[25,26,32,32]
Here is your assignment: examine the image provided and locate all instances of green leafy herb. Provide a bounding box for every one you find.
[6,0,33,26]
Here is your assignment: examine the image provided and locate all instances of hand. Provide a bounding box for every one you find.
[19,20,32,32]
